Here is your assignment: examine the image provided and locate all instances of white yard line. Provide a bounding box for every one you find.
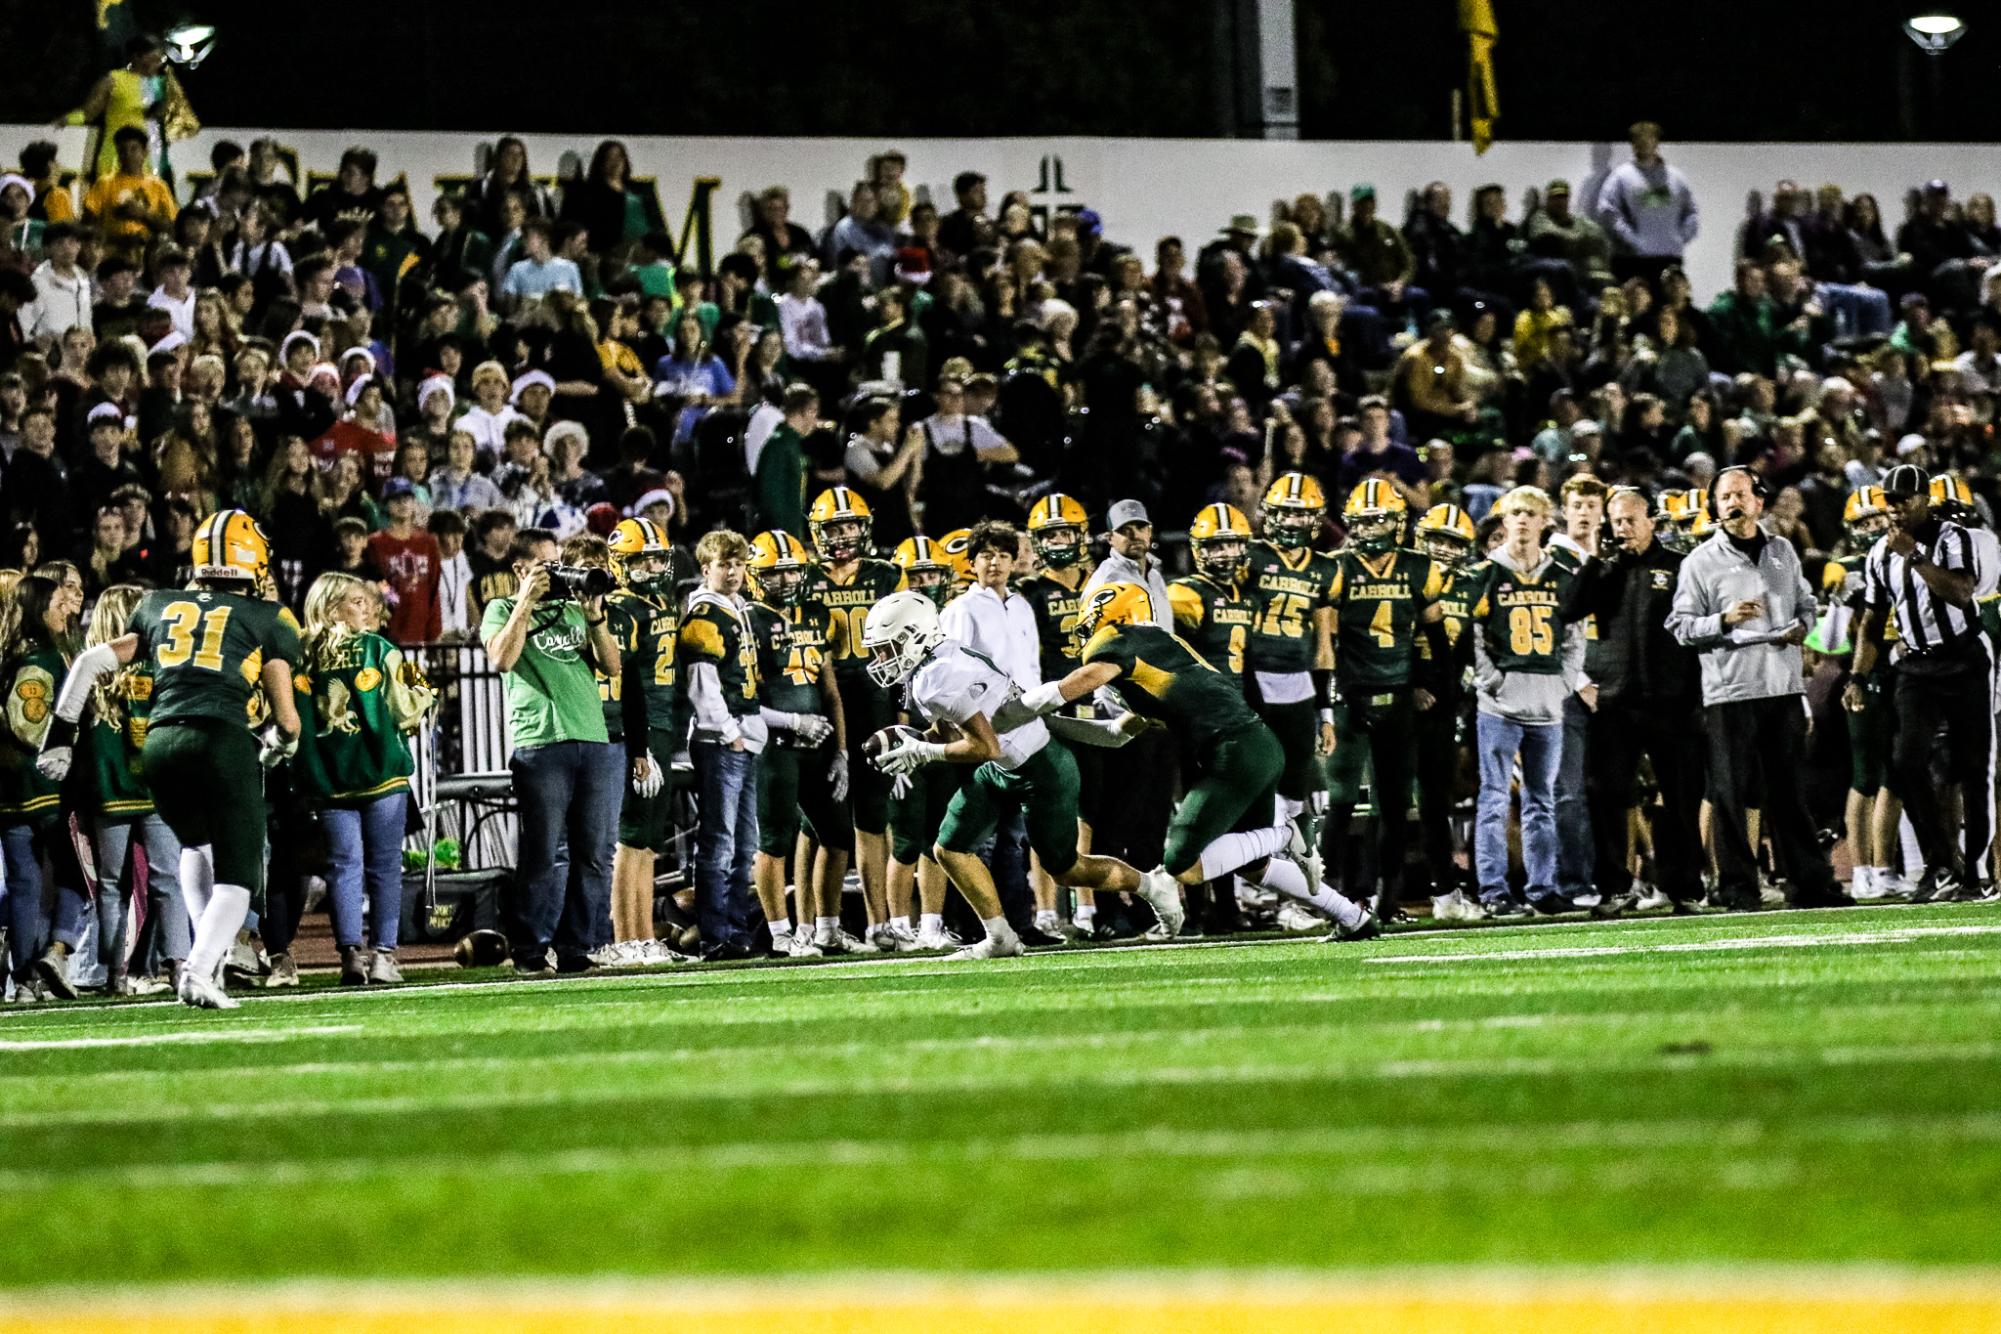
[1369,924,2001,965]
[0,1024,358,1051]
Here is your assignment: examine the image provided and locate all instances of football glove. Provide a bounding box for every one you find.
[792,713,834,747]
[34,745,72,782]
[877,736,945,776]
[890,771,913,800]
[829,751,850,803]
[257,725,300,771]
[633,754,665,799]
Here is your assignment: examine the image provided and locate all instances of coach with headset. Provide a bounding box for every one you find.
[1668,467,1851,910]
[1845,463,1990,900]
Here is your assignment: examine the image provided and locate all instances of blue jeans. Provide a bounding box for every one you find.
[1474,713,1562,905]
[324,793,409,951]
[1556,694,1593,899]
[509,741,622,963]
[2,820,87,978]
[693,741,759,952]
[93,814,188,973]
[1818,282,1894,339]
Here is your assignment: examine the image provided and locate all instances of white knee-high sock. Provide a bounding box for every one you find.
[187,884,251,983]
[1196,824,1291,882]
[1256,856,1364,929]
[180,846,214,925]
[1900,814,1924,880]
[1279,796,1305,824]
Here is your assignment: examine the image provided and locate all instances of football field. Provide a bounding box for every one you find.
[3,903,2001,1330]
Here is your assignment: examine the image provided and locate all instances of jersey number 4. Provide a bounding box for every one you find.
[1506,605,1555,657]
[156,602,233,671]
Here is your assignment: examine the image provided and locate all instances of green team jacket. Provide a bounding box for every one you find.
[81,663,155,821]
[0,642,69,824]
[295,630,436,806]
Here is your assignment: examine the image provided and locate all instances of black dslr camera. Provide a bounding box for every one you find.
[542,562,614,601]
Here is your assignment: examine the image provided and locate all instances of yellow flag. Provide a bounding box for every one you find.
[1460,0,1499,155]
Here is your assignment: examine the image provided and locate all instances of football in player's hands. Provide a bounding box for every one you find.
[863,725,921,770]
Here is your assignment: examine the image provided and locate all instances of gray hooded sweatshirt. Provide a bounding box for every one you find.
[1472,543,1588,726]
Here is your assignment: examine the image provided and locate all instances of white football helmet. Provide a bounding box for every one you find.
[863,589,944,688]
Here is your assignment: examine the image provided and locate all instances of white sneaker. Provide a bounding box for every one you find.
[1275,901,1324,932]
[914,922,962,950]
[123,974,172,996]
[1430,889,1487,924]
[1873,873,1913,901]
[587,942,627,967]
[1135,868,1185,938]
[869,922,922,953]
[1632,885,1674,913]
[815,927,878,955]
[787,932,824,959]
[770,929,797,958]
[367,951,403,985]
[946,931,1026,961]
[1759,877,1786,908]
[1851,869,1897,902]
[177,968,239,1010]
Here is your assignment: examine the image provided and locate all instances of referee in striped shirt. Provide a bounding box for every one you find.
[1845,463,1991,900]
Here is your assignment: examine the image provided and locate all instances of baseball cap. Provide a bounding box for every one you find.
[1350,184,1376,203]
[86,402,125,428]
[1895,433,1930,459]
[1221,213,1260,237]
[1106,499,1151,531]
[381,477,417,501]
[1925,179,1950,197]
[1883,462,1928,497]
[1072,208,1103,238]
[1546,178,1572,196]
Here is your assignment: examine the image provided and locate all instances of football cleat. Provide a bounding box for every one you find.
[868,922,924,953]
[1134,868,1186,939]
[1275,901,1324,932]
[946,931,1026,961]
[1324,909,1382,943]
[1632,885,1675,914]
[815,927,879,955]
[787,932,824,959]
[915,922,964,950]
[177,968,239,1011]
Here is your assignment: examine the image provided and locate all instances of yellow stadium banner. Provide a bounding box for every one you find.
[1460,0,1499,154]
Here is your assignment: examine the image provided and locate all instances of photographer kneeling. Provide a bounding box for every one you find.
[481,528,623,975]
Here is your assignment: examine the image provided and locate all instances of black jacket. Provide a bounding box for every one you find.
[1565,537,1699,706]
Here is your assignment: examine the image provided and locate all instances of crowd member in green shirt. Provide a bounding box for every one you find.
[0,569,87,999]
[75,585,186,996]
[295,573,438,988]
[480,527,624,976]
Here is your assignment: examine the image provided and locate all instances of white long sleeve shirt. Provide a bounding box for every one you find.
[777,292,838,362]
[23,260,91,341]
[940,583,1041,690]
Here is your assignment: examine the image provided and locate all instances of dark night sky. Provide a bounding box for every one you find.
[5,0,1996,141]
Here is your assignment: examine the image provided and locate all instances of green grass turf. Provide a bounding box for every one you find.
[1,903,1999,1287]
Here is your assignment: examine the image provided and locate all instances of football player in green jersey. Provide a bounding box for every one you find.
[1412,503,1483,922]
[41,509,304,1010]
[295,572,439,986]
[1,568,87,999]
[748,529,849,958]
[1169,503,1257,686]
[1822,486,1902,899]
[886,535,966,949]
[1243,472,1341,851]
[1015,494,1104,937]
[601,517,689,963]
[1322,480,1448,922]
[1020,583,1379,941]
[803,485,903,946]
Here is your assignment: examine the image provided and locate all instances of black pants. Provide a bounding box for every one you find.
[1323,690,1416,910]
[1589,696,1705,904]
[1413,696,1468,895]
[1704,696,1837,904]
[1893,653,1993,880]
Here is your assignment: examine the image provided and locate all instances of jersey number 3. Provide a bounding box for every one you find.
[157,602,233,671]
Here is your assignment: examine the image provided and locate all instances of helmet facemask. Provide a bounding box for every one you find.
[1032,525,1084,569]
[1348,511,1400,554]
[904,566,950,608]
[1418,532,1472,568]
[621,550,672,595]
[814,517,870,564]
[759,564,805,605]
[1193,535,1246,579]
[1265,506,1320,549]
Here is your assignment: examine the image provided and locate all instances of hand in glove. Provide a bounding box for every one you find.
[632,754,665,798]
[877,735,945,776]
[891,771,913,800]
[829,751,850,803]
[35,746,72,782]
[257,725,300,771]
[792,713,834,747]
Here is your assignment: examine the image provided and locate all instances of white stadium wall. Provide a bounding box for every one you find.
[7,126,2001,300]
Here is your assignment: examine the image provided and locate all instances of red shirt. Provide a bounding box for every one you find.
[314,419,398,486]
[365,529,443,644]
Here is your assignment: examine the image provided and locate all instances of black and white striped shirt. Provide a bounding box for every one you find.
[1864,519,1981,658]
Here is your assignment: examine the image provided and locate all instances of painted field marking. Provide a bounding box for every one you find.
[0,1025,358,1052]
[1369,923,2001,965]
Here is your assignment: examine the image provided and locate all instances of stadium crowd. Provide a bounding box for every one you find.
[4,74,2001,1002]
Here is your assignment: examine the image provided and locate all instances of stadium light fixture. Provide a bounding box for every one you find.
[1904,13,1967,53]
[164,22,219,68]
